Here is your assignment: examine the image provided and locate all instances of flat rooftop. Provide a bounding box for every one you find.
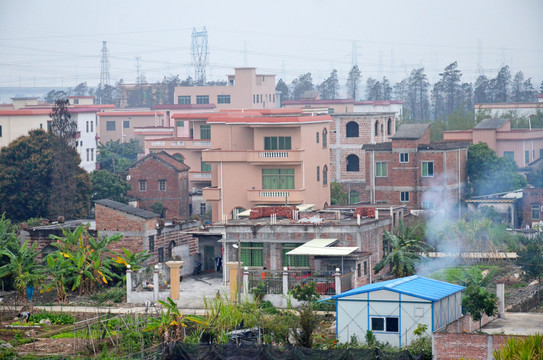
[481,313,543,335]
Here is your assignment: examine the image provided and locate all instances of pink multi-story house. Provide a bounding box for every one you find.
[200,109,332,222]
[173,68,278,110]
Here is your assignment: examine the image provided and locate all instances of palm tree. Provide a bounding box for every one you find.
[0,240,43,299]
[373,220,431,278]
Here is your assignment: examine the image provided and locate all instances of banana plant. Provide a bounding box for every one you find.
[0,240,44,299]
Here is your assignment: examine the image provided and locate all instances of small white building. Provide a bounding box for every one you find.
[321,275,464,347]
[70,107,98,172]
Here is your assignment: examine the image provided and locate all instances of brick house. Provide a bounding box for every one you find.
[127,151,190,219]
[363,124,470,210]
[522,187,543,228]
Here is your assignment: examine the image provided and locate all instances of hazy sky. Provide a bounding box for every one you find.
[1,0,542,91]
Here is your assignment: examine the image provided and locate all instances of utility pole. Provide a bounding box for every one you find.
[100,41,111,86]
[191,27,209,85]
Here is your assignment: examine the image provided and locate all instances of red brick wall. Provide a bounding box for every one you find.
[127,157,190,219]
[522,187,543,227]
[95,203,157,232]
[434,332,526,360]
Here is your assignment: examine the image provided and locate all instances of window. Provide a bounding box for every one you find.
[374,121,379,136]
[200,125,211,140]
[317,166,320,181]
[158,247,164,262]
[282,243,309,267]
[540,149,543,159]
[422,201,434,209]
[371,317,399,333]
[525,150,530,164]
[400,191,409,202]
[387,118,392,135]
[0,125,2,137]
[196,95,209,104]
[376,162,388,177]
[201,161,211,172]
[90,148,94,161]
[73,98,79,104]
[316,132,319,143]
[262,169,294,189]
[357,263,361,277]
[383,236,390,257]
[363,261,367,275]
[240,242,263,267]
[253,94,256,104]
[400,153,409,163]
[217,95,231,104]
[148,235,154,252]
[173,153,184,163]
[178,96,191,104]
[86,121,89,132]
[323,165,328,186]
[90,121,93,132]
[106,121,116,131]
[422,161,434,177]
[86,149,90,161]
[322,128,328,147]
[139,180,147,192]
[532,204,540,220]
[349,190,359,204]
[346,154,359,172]
[123,120,130,128]
[176,120,184,127]
[158,180,166,192]
[504,151,515,161]
[200,203,207,216]
[346,121,359,137]
[264,136,291,150]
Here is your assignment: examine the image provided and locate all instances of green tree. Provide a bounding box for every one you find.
[330,182,348,205]
[42,251,73,303]
[113,247,151,273]
[90,170,130,203]
[346,65,361,100]
[97,139,139,173]
[291,73,314,100]
[275,78,289,103]
[0,130,54,221]
[0,240,43,299]
[527,168,543,187]
[407,68,430,122]
[73,82,89,96]
[461,284,497,329]
[517,239,543,284]
[318,69,339,100]
[290,282,320,348]
[94,83,120,106]
[44,89,67,103]
[467,143,526,196]
[373,220,430,278]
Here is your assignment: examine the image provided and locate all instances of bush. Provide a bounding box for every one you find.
[90,286,125,305]
[29,312,76,325]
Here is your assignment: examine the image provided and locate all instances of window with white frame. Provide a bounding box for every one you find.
[196,95,209,104]
[422,161,434,177]
[400,153,409,163]
[178,96,191,104]
[376,162,388,177]
[158,180,166,192]
[532,203,540,220]
[400,191,409,202]
[139,180,147,192]
[371,317,399,332]
[422,201,434,209]
[217,95,231,104]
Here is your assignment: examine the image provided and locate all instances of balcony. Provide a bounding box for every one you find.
[148,139,211,150]
[189,171,212,183]
[203,186,221,201]
[247,189,305,204]
[247,150,303,164]
[202,150,303,164]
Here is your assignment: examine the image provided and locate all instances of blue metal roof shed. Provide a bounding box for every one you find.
[321,276,465,347]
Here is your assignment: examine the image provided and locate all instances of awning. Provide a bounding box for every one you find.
[286,238,358,256]
[236,204,315,218]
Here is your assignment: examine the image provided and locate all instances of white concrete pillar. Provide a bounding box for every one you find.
[243,267,249,298]
[153,266,159,302]
[497,282,505,318]
[335,268,341,295]
[126,266,133,303]
[282,267,289,296]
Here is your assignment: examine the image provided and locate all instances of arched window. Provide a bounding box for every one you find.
[323,165,328,185]
[387,118,392,136]
[349,190,359,204]
[374,121,379,136]
[346,121,359,138]
[232,207,246,219]
[346,154,360,172]
[173,153,184,163]
[322,128,328,148]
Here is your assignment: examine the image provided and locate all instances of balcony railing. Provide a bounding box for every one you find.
[247,150,302,163]
[190,172,212,183]
[148,139,211,149]
[247,189,304,204]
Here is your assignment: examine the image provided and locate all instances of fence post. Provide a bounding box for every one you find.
[335,268,341,295]
[126,266,133,304]
[283,267,289,296]
[153,265,159,302]
[243,267,249,299]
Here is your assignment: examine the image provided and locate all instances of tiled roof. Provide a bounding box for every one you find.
[0,109,51,116]
[94,199,158,219]
[362,142,392,151]
[152,104,216,110]
[322,275,464,302]
[97,111,163,117]
[128,151,189,172]
[474,118,509,129]
[417,141,471,151]
[391,124,430,140]
[282,99,355,105]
